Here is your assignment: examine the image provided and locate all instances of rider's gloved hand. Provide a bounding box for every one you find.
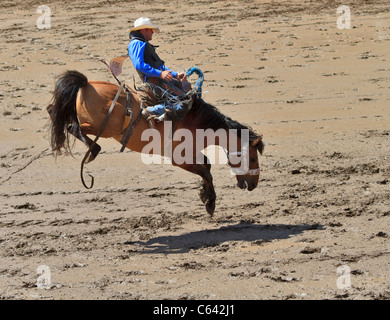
[160,70,173,81]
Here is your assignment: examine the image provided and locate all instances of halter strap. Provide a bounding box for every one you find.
[223,148,260,176]
[231,167,260,176]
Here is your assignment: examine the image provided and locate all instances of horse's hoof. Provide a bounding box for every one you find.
[85,144,101,164]
[205,200,215,216]
[199,188,208,204]
[237,179,247,190]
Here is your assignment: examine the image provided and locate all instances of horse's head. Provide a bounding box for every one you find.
[187,97,265,195]
[229,136,264,191]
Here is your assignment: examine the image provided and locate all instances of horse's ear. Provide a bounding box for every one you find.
[251,135,265,155]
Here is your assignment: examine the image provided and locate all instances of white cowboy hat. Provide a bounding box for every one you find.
[128,17,160,33]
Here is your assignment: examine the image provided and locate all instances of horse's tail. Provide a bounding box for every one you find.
[48,70,88,155]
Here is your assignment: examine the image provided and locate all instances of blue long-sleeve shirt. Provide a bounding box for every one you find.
[128,40,177,81]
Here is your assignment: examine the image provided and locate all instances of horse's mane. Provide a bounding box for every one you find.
[189,98,262,146]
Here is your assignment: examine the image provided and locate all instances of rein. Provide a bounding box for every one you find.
[186,66,204,98]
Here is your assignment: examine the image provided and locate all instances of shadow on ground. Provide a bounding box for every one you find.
[127,222,324,254]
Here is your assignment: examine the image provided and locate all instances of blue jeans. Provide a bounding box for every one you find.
[146,103,184,116]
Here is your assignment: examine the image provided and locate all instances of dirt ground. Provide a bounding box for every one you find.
[0,0,389,300]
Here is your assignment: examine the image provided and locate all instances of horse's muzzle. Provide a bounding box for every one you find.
[237,179,257,191]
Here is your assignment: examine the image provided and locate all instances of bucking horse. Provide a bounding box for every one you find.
[47,70,264,215]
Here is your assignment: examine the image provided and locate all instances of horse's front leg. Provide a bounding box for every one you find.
[173,154,216,216]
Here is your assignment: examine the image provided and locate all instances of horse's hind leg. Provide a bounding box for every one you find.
[174,155,216,216]
[76,132,101,164]
[47,104,101,163]
[65,123,101,163]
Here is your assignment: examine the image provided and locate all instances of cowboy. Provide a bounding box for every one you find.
[128,17,189,119]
